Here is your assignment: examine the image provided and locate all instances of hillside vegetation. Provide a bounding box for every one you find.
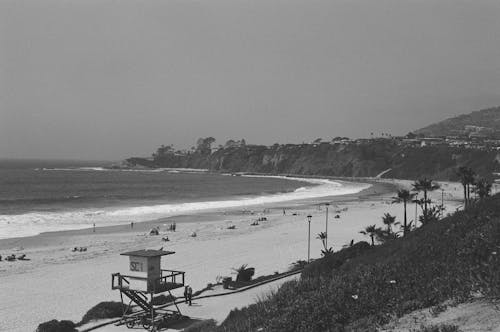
[127,141,499,181]
[415,106,500,138]
[195,194,500,331]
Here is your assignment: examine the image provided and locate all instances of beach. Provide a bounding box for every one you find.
[0,178,465,332]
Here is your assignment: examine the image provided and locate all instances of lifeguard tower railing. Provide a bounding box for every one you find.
[112,269,185,294]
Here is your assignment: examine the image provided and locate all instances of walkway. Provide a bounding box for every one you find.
[79,273,299,331]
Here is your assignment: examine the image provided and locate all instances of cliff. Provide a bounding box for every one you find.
[126,140,500,181]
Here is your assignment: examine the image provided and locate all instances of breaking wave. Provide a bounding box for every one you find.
[0,175,370,239]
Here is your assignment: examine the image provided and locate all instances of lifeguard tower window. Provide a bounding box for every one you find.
[112,249,185,294]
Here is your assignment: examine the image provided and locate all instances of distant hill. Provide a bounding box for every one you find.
[414,106,500,138]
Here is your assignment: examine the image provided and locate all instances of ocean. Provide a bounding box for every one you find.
[0,160,369,239]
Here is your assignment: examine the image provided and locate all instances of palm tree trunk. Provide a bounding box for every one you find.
[370,235,374,246]
[467,184,470,204]
[463,184,467,208]
[403,200,407,236]
[424,190,428,221]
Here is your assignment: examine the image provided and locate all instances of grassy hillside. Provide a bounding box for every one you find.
[197,194,500,331]
[415,106,500,138]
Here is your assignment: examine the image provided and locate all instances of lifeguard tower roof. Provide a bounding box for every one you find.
[120,249,175,257]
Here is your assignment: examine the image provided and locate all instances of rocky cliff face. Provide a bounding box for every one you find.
[127,141,500,180]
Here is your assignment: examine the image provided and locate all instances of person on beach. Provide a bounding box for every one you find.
[283,208,286,215]
[187,286,193,305]
[130,221,134,229]
[93,223,95,232]
[184,286,189,302]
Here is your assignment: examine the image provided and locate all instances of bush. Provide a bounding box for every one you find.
[232,264,255,282]
[288,260,308,272]
[183,319,217,332]
[215,195,500,331]
[413,324,460,332]
[36,320,77,332]
[80,301,129,325]
[301,241,371,278]
[152,294,176,305]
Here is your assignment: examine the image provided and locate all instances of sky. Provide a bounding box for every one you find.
[1,0,500,160]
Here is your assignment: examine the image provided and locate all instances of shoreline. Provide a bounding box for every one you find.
[0,175,374,247]
[0,178,464,332]
[0,178,385,250]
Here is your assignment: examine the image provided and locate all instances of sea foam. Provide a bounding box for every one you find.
[0,176,370,239]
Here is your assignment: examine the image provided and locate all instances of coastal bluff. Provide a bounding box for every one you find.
[125,140,500,181]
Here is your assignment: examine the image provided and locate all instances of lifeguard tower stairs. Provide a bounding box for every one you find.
[112,249,186,331]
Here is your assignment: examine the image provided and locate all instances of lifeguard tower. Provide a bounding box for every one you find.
[112,249,186,330]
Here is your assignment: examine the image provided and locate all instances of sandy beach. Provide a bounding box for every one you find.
[0,178,465,332]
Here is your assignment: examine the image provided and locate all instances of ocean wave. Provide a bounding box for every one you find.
[0,176,370,239]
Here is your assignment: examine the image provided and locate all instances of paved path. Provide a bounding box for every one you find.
[81,274,298,331]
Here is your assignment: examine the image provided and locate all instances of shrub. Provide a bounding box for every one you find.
[412,324,460,332]
[36,320,77,332]
[232,264,255,282]
[80,301,129,325]
[183,319,217,332]
[215,195,500,331]
[152,294,176,305]
[288,259,308,272]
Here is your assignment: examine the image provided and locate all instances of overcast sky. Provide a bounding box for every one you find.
[1,0,500,160]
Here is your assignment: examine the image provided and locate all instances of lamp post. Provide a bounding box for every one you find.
[324,203,330,249]
[441,189,445,217]
[414,193,418,229]
[307,214,312,263]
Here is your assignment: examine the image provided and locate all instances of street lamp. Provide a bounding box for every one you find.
[306,214,312,263]
[441,189,445,217]
[414,193,418,229]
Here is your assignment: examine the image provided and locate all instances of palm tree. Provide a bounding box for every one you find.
[412,178,440,222]
[381,213,398,234]
[456,166,475,208]
[392,189,416,236]
[316,232,333,255]
[474,178,492,199]
[232,264,255,282]
[360,225,377,246]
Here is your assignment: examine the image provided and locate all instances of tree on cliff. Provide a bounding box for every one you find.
[153,144,174,159]
[196,137,216,155]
